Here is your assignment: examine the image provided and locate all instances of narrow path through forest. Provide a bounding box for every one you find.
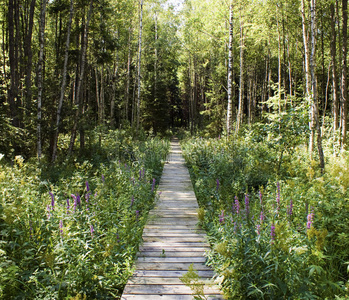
[122,138,223,300]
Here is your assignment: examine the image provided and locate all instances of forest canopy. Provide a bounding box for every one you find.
[1,0,348,164]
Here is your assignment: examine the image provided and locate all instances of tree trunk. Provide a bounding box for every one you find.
[124,26,132,124]
[341,0,348,148]
[68,0,93,155]
[24,0,36,112]
[37,0,47,160]
[51,0,74,162]
[331,2,340,132]
[310,0,325,170]
[8,0,20,127]
[136,0,144,133]
[301,0,314,154]
[236,14,244,133]
[226,3,233,135]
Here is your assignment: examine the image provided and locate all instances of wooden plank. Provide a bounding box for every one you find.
[123,284,221,295]
[139,246,210,252]
[135,262,211,271]
[142,237,206,243]
[132,270,215,278]
[122,295,224,300]
[128,277,218,286]
[143,225,201,230]
[138,251,208,257]
[142,232,206,237]
[136,257,207,263]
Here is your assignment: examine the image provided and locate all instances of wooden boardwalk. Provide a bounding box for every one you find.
[121,139,224,300]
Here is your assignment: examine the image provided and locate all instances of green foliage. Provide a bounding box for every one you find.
[0,130,169,298]
[182,131,349,299]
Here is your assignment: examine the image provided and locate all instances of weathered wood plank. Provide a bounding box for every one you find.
[132,270,215,278]
[128,276,214,285]
[123,284,221,295]
[136,257,206,263]
[138,251,208,257]
[142,237,206,243]
[135,262,211,271]
[122,295,224,300]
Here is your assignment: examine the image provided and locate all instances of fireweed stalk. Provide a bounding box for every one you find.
[234,196,240,215]
[245,194,250,218]
[219,210,225,224]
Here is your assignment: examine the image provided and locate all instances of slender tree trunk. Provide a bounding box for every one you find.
[301,0,314,155]
[100,65,105,124]
[154,12,158,101]
[136,0,144,133]
[331,2,340,132]
[124,26,132,123]
[8,0,19,127]
[236,14,244,133]
[37,0,47,160]
[341,0,348,148]
[309,0,325,170]
[277,17,282,113]
[226,3,233,135]
[68,0,93,155]
[24,0,36,112]
[51,0,74,162]
[111,61,118,128]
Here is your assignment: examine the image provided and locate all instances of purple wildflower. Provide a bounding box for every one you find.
[260,210,264,223]
[90,225,94,238]
[86,181,90,192]
[142,168,145,178]
[116,233,120,243]
[234,196,240,215]
[139,169,142,181]
[219,210,225,224]
[245,194,250,218]
[271,223,276,243]
[216,179,220,192]
[259,190,263,207]
[101,174,105,182]
[131,196,135,207]
[85,192,91,203]
[76,194,81,206]
[49,192,55,211]
[94,192,98,197]
[307,212,314,229]
[288,199,293,216]
[66,198,70,213]
[59,220,63,236]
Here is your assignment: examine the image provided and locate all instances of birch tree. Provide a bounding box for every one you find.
[226,2,233,135]
[136,0,144,133]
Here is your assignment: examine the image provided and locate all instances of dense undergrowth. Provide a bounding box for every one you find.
[182,125,349,299]
[0,130,169,299]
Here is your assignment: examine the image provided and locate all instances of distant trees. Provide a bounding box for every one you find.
[0,0,181,160]
[2,0,349,163]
